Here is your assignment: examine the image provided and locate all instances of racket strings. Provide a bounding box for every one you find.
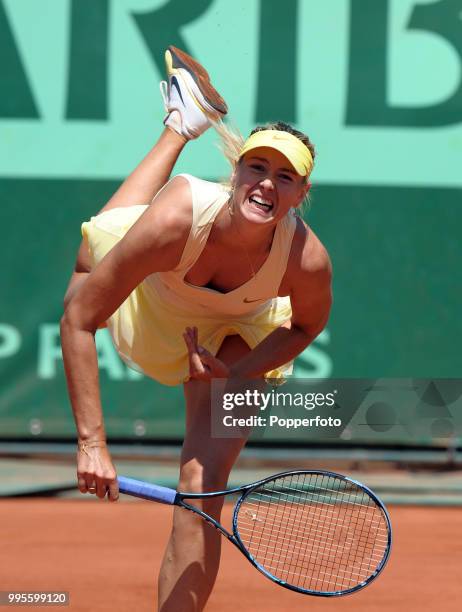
[250,483,381,513]
[242,498,389,542]
[287,477,381,588]
[238,523,386,565]
[236,473,389,594]
[239,506,388,560]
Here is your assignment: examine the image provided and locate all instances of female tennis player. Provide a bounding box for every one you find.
[60,46,332,611]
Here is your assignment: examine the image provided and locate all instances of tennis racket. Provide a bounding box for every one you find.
[118,469,391,597]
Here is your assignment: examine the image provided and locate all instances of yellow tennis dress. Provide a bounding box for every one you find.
[82,174,297,386]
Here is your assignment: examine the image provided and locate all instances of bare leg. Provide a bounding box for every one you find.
[158,336,254,612]
[63,128,186,309]
[104,128,186,210]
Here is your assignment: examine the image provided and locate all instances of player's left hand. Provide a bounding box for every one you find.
[183,326,229,381]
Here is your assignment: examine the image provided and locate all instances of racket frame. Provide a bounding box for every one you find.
[231,470,392,597]
[119,469,392,597]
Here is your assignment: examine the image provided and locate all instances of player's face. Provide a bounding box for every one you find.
[231,147,310,225]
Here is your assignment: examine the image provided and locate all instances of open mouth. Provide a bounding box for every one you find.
[249,196,273,213]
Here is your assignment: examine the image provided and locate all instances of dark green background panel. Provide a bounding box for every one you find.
[1,178,459,440]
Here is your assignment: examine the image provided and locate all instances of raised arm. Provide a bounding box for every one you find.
[60,176,192,500]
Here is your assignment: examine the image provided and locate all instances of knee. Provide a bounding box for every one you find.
[177,462,229,520]
[173,461,228,524]
[178,460,228,494]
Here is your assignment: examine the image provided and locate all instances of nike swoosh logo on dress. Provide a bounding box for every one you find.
[243,297,268,303]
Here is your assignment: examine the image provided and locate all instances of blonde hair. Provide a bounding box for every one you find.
[210,118,245,176]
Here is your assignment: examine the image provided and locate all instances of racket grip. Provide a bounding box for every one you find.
[118,476,177,504]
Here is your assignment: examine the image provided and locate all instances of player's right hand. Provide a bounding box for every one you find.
[77,441,119,502]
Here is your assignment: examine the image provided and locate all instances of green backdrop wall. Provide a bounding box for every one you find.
[1,0,460,442]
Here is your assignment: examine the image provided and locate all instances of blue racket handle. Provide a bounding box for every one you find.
[118,476,177,505]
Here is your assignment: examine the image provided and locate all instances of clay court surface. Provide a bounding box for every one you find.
[1,500,461,611]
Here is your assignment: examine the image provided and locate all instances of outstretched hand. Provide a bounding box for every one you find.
[183,326,229,381]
